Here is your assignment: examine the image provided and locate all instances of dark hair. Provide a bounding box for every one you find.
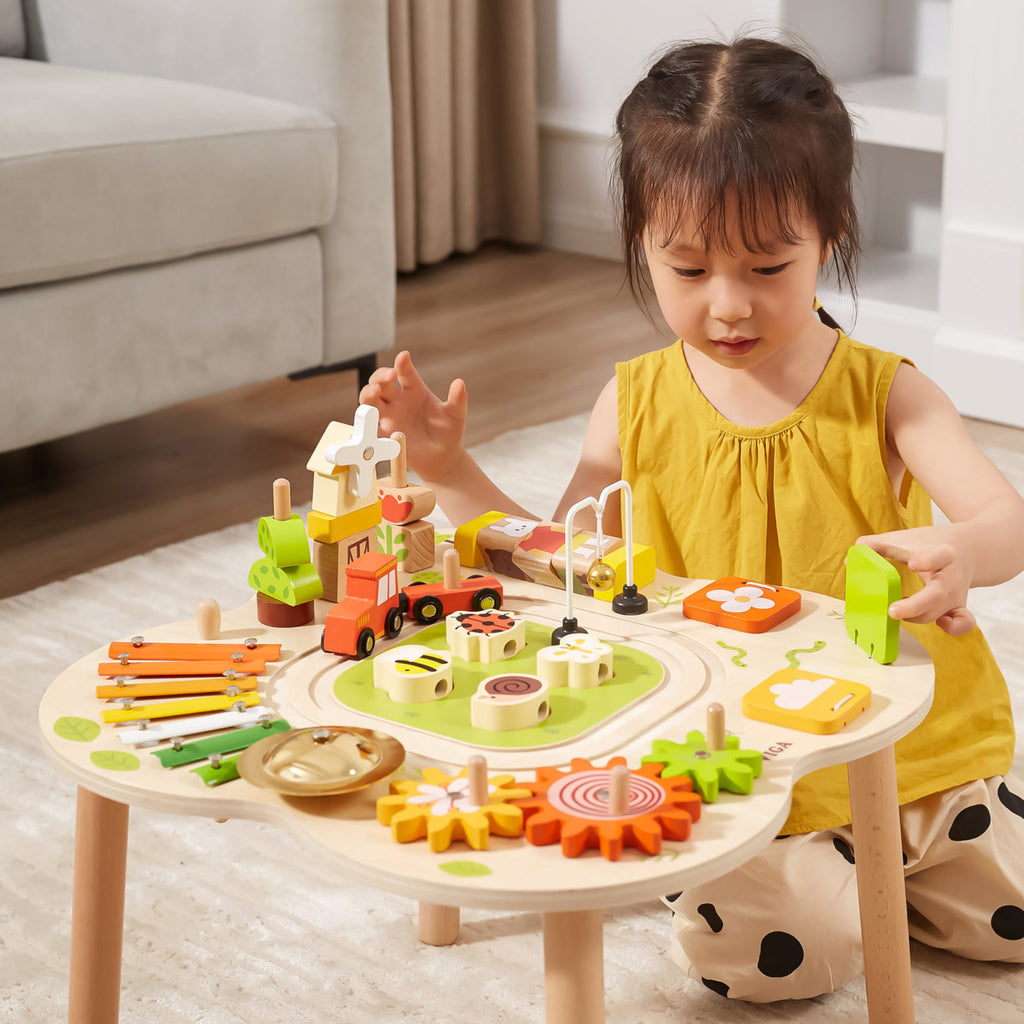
[614,36,860,314]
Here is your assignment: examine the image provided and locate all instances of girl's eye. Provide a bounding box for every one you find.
[754,262,791,276]
[671,267,704,279]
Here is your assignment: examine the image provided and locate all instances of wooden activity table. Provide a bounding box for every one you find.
[39,564,933,1023]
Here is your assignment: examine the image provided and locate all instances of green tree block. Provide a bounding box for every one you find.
[845,544,901,664]
[257,514,311,567]
[248,557,323,605]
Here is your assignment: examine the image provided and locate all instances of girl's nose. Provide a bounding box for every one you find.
[708,279,753,323]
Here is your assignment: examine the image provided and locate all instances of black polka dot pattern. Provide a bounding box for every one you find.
[991,905,1024,941]
[697,903,723,933]
[998,781,1024,820]
[833,836,855,864]
[701,977,730,997]
[949,804,991,842]
[757,931,804,977]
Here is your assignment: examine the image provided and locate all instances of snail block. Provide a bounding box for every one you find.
[373,645,454,704]
[470,674,550,731]
[536,632,614,689]
[446,609,527,664]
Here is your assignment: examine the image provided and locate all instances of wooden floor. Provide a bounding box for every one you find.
[3,244,1023,600]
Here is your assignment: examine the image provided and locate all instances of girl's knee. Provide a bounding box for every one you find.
[671,896,862,1002]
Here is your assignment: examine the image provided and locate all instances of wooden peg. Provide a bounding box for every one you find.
[467,754,488,806]
[706,702,726,751]
[608,763,630,816]
[443,547,461,591]
[390,431,408,488]
[273,478,291,521]
[195,598,221,641]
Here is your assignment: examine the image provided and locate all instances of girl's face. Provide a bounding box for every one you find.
[643,204,832,371]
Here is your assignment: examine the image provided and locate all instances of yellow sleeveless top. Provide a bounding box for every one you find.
[617,332,1015,833]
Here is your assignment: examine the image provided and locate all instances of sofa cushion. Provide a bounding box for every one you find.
[0,0,23,57]
[0,57,338,288]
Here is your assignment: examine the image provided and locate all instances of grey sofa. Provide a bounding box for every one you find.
[0,0,395,453]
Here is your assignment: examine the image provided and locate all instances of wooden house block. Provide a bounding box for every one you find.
[446,610,527,663]
[470,674,550,731]
[307,503,382,545]
[378,518,435,574]
[377,477,436,526]
[373,644,454,703]
[312,527,377,602]
[307,414,398,515]
[536,633,614,689]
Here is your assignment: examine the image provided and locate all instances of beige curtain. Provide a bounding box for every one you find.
[389,0,542,271]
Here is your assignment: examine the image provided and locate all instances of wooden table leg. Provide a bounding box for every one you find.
[847,746,914,1023]
[543,908,604,1024]
[418,902,460,946]
[69,787,129,1024]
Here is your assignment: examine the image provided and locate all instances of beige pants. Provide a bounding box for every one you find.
[668,775,1024,1002]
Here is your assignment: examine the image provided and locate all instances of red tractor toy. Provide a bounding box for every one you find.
[321,551,504,658]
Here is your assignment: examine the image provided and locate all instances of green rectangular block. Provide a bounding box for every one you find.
[845,544,901,664]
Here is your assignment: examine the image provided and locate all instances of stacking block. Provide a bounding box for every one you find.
[248,557,323,606]
[476,515,548,580]
[313,527,377,602]
[307,503,382,545]
[511,522,577,588]
[307,410,401,502]
[256,592,315,627]
[257,513,311,567]
[446,610,527,663]
[536,632,614,689]
[377,477,436,526]
[470,674,550,731]
[373,644,454,703]
[378,518,435,574]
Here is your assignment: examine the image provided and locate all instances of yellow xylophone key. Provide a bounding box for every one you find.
[101,691,260,723]
[95,676,259,699]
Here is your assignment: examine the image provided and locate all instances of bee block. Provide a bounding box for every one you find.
[373,644,454,703]
[470,674,550,731]
[446,610,527,663]
[536,632,614,689]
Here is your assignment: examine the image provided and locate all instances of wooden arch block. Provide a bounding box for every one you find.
[445,610,526,664]
[536,632,614,689]
[470,674,550,731]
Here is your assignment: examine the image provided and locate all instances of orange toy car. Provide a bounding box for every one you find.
[321,552,504,658]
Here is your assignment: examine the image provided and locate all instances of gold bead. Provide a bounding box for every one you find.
[587,561,616,591]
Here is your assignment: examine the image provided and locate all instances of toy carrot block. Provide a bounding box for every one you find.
[97,658,267,678]
[101,691,260,723]
[95,676,259,699]
[107,641,282,662]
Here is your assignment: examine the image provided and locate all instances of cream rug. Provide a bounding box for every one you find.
[4,414,1024,1023]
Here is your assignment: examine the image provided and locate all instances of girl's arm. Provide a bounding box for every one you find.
[360,355,624,530]
[553,377,625,535]
[859,363,1024,635]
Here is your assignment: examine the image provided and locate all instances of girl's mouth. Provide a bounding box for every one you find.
[712,336,759,356]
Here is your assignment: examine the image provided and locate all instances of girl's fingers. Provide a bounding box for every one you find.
[936,607,977,636]
[445,378,468,419]
[393,350,425,391]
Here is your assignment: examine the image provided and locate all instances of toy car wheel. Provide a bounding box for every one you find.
[413,595,444,624]
[320,630,328,653]
[471,588,502,611]
[384,606,403,639]
[356,627,376,659]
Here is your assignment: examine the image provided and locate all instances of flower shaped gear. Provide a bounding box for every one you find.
[642,731,763,802]
[377,766,532,852]
[512,757,702,861]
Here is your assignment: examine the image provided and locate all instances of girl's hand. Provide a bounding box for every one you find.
[855,528,977,636]
[359,350,469,484]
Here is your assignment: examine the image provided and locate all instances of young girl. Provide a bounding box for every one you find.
[362,37,1024,1001]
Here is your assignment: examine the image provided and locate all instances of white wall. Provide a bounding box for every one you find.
[536,0,760,259]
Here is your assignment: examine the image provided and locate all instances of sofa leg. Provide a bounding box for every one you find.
[288,353,378,391]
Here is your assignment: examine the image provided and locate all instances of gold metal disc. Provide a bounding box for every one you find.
[237,725,405,796]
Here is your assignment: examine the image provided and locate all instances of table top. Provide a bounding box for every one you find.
[39,565,934,913]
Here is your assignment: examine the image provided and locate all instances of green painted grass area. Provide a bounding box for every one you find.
[332,621,664,749]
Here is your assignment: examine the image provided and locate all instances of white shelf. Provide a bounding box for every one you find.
[839,74,947,153]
